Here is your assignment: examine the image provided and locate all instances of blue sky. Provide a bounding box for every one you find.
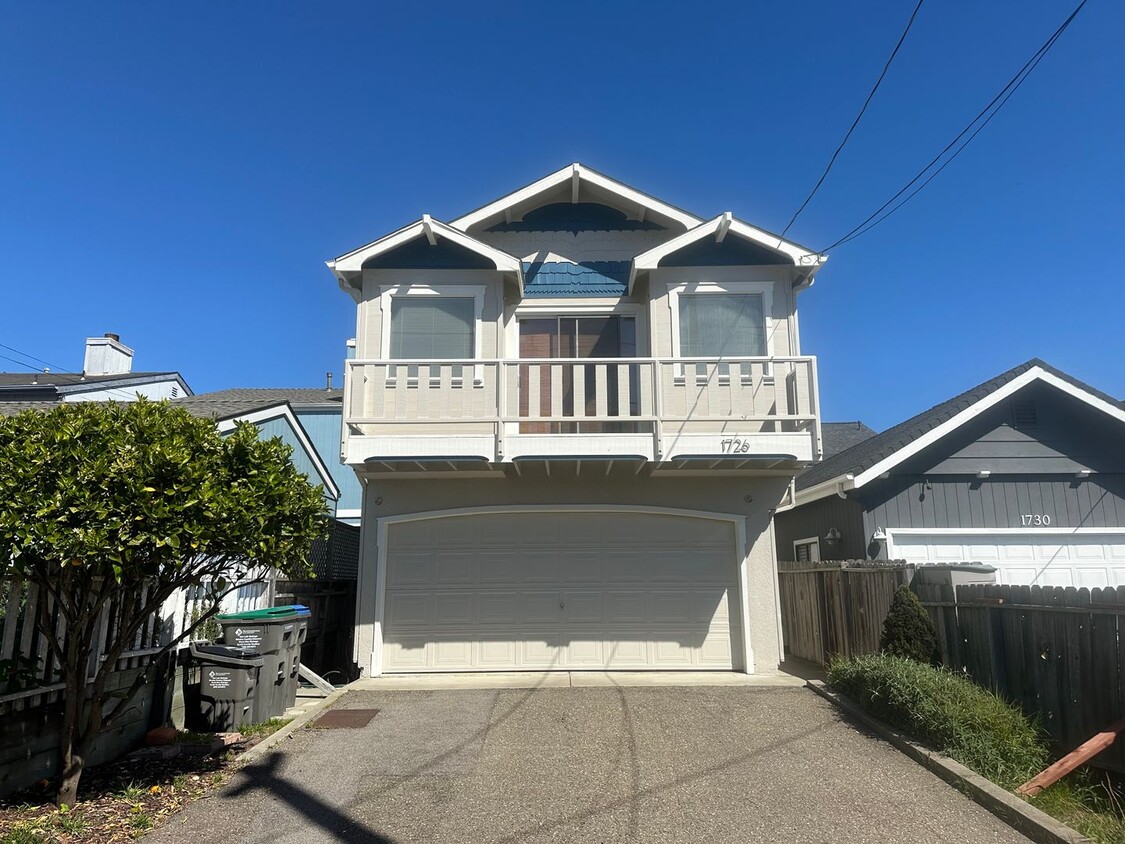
[1,1,1120,430]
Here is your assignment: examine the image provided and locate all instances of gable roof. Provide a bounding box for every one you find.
[327,216,524,298]
[630,213,825,290]
[795,359,1125,504]
[173,388,342,418]
[449,163,703,233]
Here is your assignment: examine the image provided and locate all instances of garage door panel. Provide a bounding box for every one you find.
[384,512,738,672]
[478,593,518,624]
[894,532,1125,589]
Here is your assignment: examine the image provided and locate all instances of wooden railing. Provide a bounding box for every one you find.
[344,356,820,451]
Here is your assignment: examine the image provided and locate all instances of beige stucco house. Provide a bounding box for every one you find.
[328,164,827,676]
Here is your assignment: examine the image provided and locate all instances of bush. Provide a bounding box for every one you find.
[880,586,940,664]
[828,653,1047,789]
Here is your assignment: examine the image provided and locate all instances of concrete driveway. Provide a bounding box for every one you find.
[149,685,1032,844]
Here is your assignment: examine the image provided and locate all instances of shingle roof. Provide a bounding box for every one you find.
[522,261,630,297]
[173,388,342,420]
[797,359,1125,491]
[0,401,60,417]
[821,421,877,459]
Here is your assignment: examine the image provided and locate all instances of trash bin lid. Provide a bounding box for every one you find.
[189,641,263,663]
[218,605,304,622]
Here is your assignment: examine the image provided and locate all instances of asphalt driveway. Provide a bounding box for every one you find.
[149,685,1032,844]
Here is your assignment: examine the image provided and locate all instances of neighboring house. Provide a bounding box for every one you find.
[775,359,1125,588]
[0,334,191,404]
[328,163,828,676]
[174,387,360,522]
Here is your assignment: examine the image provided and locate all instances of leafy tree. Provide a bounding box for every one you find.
[0,400,328,805]
[880,585,941,665]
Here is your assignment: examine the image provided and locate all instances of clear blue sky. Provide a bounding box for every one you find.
[1,1,1120,430]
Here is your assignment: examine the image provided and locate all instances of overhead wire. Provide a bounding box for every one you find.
[779,0,926,242]
[0,340,171,403]
[817,0,1088,254]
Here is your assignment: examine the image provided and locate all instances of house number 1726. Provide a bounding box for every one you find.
[721,438,753,454]
[1020,514,1051,526]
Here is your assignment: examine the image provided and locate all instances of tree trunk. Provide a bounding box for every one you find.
[56,660,85,807]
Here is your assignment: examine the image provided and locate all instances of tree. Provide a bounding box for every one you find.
[0,400,328,805]
[879,585,941,665]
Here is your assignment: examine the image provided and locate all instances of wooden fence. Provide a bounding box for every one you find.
[924,584,1125,772]
[777,560,913,665]
[0,573,271,716]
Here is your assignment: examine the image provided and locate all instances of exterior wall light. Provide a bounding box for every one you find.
[824,527,842,547]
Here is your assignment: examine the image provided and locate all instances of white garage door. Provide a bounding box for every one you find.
[890,531,1125,588]
[382,511,739,672]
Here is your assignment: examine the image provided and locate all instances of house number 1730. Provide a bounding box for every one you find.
[1020,514,1051,526]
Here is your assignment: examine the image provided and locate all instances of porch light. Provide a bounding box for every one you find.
[871,528,887,543]
[824,527,842,547]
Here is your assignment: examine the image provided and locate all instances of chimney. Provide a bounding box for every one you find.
[83,333,134,376]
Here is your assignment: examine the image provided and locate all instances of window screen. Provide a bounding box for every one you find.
[678,293,765,357]
[389,297,475,360]
[794,539,820,563]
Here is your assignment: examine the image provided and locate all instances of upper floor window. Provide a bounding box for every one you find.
[678,293,765,358]
[390,297,475,359]
[378,284,485,363]
[667,281,775,361]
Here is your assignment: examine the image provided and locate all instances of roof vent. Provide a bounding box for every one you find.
[1012,398,1038,428]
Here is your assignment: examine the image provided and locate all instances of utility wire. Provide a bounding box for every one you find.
[779,0,925,241]
[819,0,1088,253]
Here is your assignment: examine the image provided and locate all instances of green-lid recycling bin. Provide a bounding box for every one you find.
[187,642,263,731]
[216,605,310,719]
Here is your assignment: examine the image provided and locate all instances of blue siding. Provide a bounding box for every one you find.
[486,202,663,233]
[522,261,630,297]
[243,417,334,504]
[295,409,363,514]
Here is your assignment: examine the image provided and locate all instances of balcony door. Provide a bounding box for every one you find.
[518,316,638,434]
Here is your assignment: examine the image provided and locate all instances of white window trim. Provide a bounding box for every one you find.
[667,281,774,381]
[379,284,485,383]
[793,536,821,563]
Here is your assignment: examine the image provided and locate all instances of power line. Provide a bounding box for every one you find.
[819,0,1088,253]
[779,0,925,241]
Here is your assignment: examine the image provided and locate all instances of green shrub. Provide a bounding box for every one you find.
[828,653,1047,789]
[879,586,940,664]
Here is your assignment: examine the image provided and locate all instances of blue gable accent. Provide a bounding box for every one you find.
[659,235,792,267]
[362,235,495,270]
[234,416,337,505]
[522,262,630,297]
[488,203,664,234]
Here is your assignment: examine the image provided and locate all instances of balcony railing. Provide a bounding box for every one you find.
[343,356,820,465]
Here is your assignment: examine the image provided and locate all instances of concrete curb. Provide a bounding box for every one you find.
[237,687,348,764]
[806,681,1091,844]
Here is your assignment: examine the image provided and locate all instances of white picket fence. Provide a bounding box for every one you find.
[0,573,272,714]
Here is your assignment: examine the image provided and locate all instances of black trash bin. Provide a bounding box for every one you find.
[216,605,308,720]
[188,642,263,731]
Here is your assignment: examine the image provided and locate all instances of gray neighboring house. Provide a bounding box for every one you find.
[0,334,191,403]
[775,359,1125,589]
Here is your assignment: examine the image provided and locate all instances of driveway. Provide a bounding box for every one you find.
[149,685,1032,844]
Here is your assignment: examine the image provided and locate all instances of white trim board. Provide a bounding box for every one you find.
[370,504,754,677]
[216,403,341,501]
[795,366,1125,508]
[449,163,703,232]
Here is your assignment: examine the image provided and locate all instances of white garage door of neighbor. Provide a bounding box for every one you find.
[382,512,739,672]
[890,531,1125,589]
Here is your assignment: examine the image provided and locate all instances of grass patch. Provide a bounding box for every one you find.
[240,718,291,739]
[1,819,52,844]
[172,730,215,745]
[829,653,1125,844]
[828,653,1046,789]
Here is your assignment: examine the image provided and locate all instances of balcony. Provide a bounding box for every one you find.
[342,356,821,471]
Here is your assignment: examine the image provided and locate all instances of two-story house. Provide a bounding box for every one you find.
[329,164,827,676]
